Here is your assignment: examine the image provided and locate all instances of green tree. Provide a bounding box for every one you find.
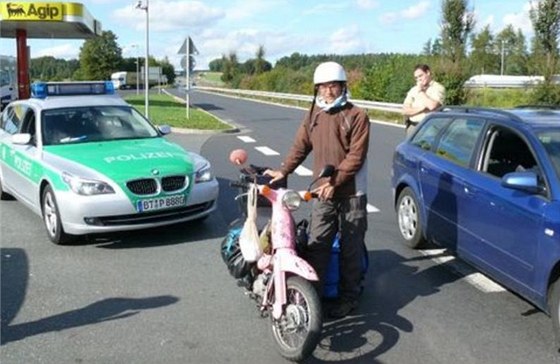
[221,52,239,84]
[469,25,499,74]
[440,0,475,64]
[77,30,123,80]
[496,26,529,75]
[438,0,475,104]
[529,0,560,80]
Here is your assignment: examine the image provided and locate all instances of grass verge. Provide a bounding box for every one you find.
[124,93,233,130]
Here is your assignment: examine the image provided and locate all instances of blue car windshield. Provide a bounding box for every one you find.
[41,106,159,146]
[538,130,560,182]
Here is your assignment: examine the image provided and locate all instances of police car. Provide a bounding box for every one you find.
[0,81,219,244]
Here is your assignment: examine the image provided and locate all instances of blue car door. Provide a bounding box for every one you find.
[457,126,542,293]
[420,117,485,250]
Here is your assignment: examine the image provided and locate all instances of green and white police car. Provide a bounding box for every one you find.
[0,81,218,244]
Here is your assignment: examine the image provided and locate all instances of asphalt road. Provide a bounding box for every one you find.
[1,89,559,363]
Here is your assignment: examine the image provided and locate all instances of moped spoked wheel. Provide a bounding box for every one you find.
[271,276,322,362]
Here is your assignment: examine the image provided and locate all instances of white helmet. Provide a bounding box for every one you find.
[313,61,347,85]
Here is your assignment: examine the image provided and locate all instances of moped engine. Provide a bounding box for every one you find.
[252,272,271,298]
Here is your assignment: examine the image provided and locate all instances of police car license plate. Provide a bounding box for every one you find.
[137,195,186,212]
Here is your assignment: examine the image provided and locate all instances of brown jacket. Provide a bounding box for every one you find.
[280,102,370,198]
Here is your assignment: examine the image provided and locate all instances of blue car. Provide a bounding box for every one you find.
[391,106,560,342]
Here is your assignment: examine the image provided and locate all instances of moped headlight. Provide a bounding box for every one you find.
[62,172,115,196]
[282,190,302,211]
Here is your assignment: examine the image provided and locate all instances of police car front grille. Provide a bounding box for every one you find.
[162,175,186,192]
[86,202,214,226]
[127,179,157,195]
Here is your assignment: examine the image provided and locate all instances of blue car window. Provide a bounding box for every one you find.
[484,127,539,179]
[539,131,560,182]
[410,117,452,151]
[435,118,484,167]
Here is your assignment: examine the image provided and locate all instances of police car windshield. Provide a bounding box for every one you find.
[42,106,159,145]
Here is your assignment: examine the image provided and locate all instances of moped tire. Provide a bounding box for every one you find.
[271,276,322,362]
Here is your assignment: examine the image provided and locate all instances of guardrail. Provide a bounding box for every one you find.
[193,86,402,113]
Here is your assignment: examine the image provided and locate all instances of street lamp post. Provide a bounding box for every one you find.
[135,0,149,118]
[500,40,505,76]
[130,44,140,95]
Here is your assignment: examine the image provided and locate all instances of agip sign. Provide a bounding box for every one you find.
[1,2,63,21]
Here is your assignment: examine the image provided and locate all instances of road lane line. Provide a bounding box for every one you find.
[255,146,280,156]
[419,248,506,293]
[367,204,380,213]
[237,136,256,143]
[294,166,313,176]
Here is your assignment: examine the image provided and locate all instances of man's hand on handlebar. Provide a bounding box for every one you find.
[312,182,334,201]
[264,169,285,184]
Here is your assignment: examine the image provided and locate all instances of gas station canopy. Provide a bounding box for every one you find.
[0,2,101,39]
[0,2,102,99]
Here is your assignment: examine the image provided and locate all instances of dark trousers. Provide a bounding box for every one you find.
[303,194,368,301]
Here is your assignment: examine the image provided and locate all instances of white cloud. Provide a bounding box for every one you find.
[304,3,348,15]
[402,1,431,20]
[502,2,533,35]
[226,0,286,21]
[356,0,379,10]
[33,43,80,60]
[380,1,431,25]
[329,25,366,54]
[112,1,225,32]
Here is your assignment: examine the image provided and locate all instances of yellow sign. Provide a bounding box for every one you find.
[1,2,63,21]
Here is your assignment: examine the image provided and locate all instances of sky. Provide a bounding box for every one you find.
[0,0,537,70]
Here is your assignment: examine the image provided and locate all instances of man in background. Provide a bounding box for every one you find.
[402,64,445,136]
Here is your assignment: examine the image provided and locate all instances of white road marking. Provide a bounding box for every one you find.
[367,204,380,213]
[255,146,280,156]
[419,248,506,293]
[294,165,313,176]
[237,136,256,143]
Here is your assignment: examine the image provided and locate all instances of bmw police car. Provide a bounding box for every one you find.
[0,81,218,244]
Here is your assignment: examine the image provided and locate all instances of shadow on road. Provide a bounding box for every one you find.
[306,248,462,363]
[1,294,178,345]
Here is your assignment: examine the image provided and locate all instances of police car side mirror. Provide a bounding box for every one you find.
[158,125,171,135]
[12,133,32,145]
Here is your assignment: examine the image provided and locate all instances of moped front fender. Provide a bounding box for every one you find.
[276,253,318,281]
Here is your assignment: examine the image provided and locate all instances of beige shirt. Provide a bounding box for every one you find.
[403,80,445,123]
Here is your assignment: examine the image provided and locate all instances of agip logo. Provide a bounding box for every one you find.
[2,2,63,21]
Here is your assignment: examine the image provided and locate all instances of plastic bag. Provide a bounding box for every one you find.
[239,183,262,262]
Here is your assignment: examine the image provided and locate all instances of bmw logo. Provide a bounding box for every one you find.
[152,169,160,175]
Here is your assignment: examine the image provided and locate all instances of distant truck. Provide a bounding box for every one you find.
[111,68,164,90]
[0,55,17,110]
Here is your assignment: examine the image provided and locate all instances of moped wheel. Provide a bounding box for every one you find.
[271,276,322,362]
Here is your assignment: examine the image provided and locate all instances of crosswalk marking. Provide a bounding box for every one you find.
[255,146,280,156]
[419,249,506,293]
[294,165,313,176]
[237,136,256,143]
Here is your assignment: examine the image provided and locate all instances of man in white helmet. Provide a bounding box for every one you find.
[265,61,369,318]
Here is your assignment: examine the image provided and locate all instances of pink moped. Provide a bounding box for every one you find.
[230,160,335,362]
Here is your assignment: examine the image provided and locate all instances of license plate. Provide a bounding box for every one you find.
[137,195,186,212]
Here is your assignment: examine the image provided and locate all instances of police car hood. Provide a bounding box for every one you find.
[43,138,195,182]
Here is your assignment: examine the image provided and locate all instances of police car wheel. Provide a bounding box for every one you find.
[41,185,73,245]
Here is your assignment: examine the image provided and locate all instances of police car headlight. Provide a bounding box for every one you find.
[62,172,115,195]
[282,190,302,211]
[195,163,213,183]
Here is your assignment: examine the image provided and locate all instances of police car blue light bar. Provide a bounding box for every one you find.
[31,81,115,98]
